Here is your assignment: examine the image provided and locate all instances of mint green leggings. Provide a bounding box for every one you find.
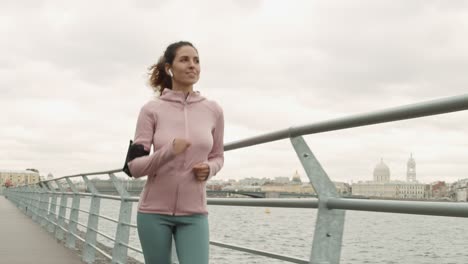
[137,212,209,264]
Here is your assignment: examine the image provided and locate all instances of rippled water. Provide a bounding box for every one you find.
[72,198,468,264]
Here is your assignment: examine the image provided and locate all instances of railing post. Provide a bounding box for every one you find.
[21,186,27,211]
[65,178,81,249]
[55,180,69,241]
[291,136,345,264]
[39,182,51,227]
[14,187,22,211]
[26,185,34,217]
[109,173,132,264]
[19,187,25,210]
[32,184,42,223]
[22,186,28,215]
[83,175,101,264]
[14,187,22,210]
[48,180,59,233]
[30,185,36,220]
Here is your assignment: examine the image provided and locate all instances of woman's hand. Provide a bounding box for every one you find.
[172,138,191,155]
[193,163,210,181]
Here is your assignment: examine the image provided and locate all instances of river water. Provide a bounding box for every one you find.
[73,198,468,264]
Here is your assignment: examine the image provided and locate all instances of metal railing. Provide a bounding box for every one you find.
[3,93,468,264]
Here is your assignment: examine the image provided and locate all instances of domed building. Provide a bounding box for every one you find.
[352,154,429,199]
[373,158,390,183]
[291,170,302,185]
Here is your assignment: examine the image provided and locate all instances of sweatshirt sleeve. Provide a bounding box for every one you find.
[205,105,225,180]
[128,103,175,178]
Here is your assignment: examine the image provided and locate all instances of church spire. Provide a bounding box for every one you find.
[407,153,416,182]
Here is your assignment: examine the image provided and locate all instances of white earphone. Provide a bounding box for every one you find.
[168,69,173,77]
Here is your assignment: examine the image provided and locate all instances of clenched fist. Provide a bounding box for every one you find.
[172,138,191,155]
[193,163,210,181]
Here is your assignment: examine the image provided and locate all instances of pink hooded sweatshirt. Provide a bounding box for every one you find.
[128,88,224,215]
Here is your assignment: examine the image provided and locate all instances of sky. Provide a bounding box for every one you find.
[1,0,467,184]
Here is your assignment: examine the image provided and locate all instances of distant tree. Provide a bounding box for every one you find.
[26,168,39,173]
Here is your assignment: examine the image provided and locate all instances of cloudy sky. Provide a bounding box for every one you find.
[1,0,467,184]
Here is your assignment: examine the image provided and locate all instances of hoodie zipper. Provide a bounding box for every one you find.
[183,93,190,166]
[174,93,190,216]
[173,184,179,216]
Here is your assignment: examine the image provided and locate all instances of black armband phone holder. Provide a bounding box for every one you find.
[123,140,150,177]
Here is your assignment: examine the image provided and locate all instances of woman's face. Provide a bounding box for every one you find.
[169,45,200,86]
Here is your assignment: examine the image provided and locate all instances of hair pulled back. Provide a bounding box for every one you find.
[148,41,197,95]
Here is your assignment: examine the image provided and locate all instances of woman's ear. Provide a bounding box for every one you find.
[165,63,172,77]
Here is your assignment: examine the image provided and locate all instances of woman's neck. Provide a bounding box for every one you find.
[172,83,193,94]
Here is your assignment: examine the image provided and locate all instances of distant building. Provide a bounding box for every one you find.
[407,153,416,182]
[239,177,270,186]
[430,181,448,199]
[352,155,429,199]
[373,158,390,182]
[451,179,468,202]
[291,170,302,185]
[334,182,351,196]
[261,183,315,194]
[274,177,290,184]
[0,169,40,187]
[262,171,312,193]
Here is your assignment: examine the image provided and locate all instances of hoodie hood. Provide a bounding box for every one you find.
[159,88,206,104]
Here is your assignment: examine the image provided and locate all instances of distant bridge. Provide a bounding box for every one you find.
[88,187,317,198]
[206,190,317,198]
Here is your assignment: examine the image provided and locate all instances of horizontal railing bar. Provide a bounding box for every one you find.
[70,192,137,202]
[89,227,115,242]
[118,242,143,254]
[56,220,113,261]
[120,222,138,228]
[57,224,68,233]
[43,216,57,226]
[210,240,309,264]
[48,212,57,217]
[63,207,92,216]
[87,241,112,260]
[327,198,468,218]
[69,218,88,229]
[43,169,122,183]
[34,213,57,226]
[96,213,119,224]
[208,198,319,208]
[76,192,123,201]
[68,231,85,243]
[67,219,116,242]
[63,226,114,261]
[225,93,468,150]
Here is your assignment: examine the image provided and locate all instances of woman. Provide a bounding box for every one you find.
[126,41,224,264]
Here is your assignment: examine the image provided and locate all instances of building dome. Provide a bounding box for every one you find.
[291,170,302,184]
[373,158,390,182]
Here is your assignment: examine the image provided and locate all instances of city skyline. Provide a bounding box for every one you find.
[1,1,467,183]
[0,150,463,185]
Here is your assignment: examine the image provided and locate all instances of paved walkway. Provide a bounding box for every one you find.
[0,196,84,264]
